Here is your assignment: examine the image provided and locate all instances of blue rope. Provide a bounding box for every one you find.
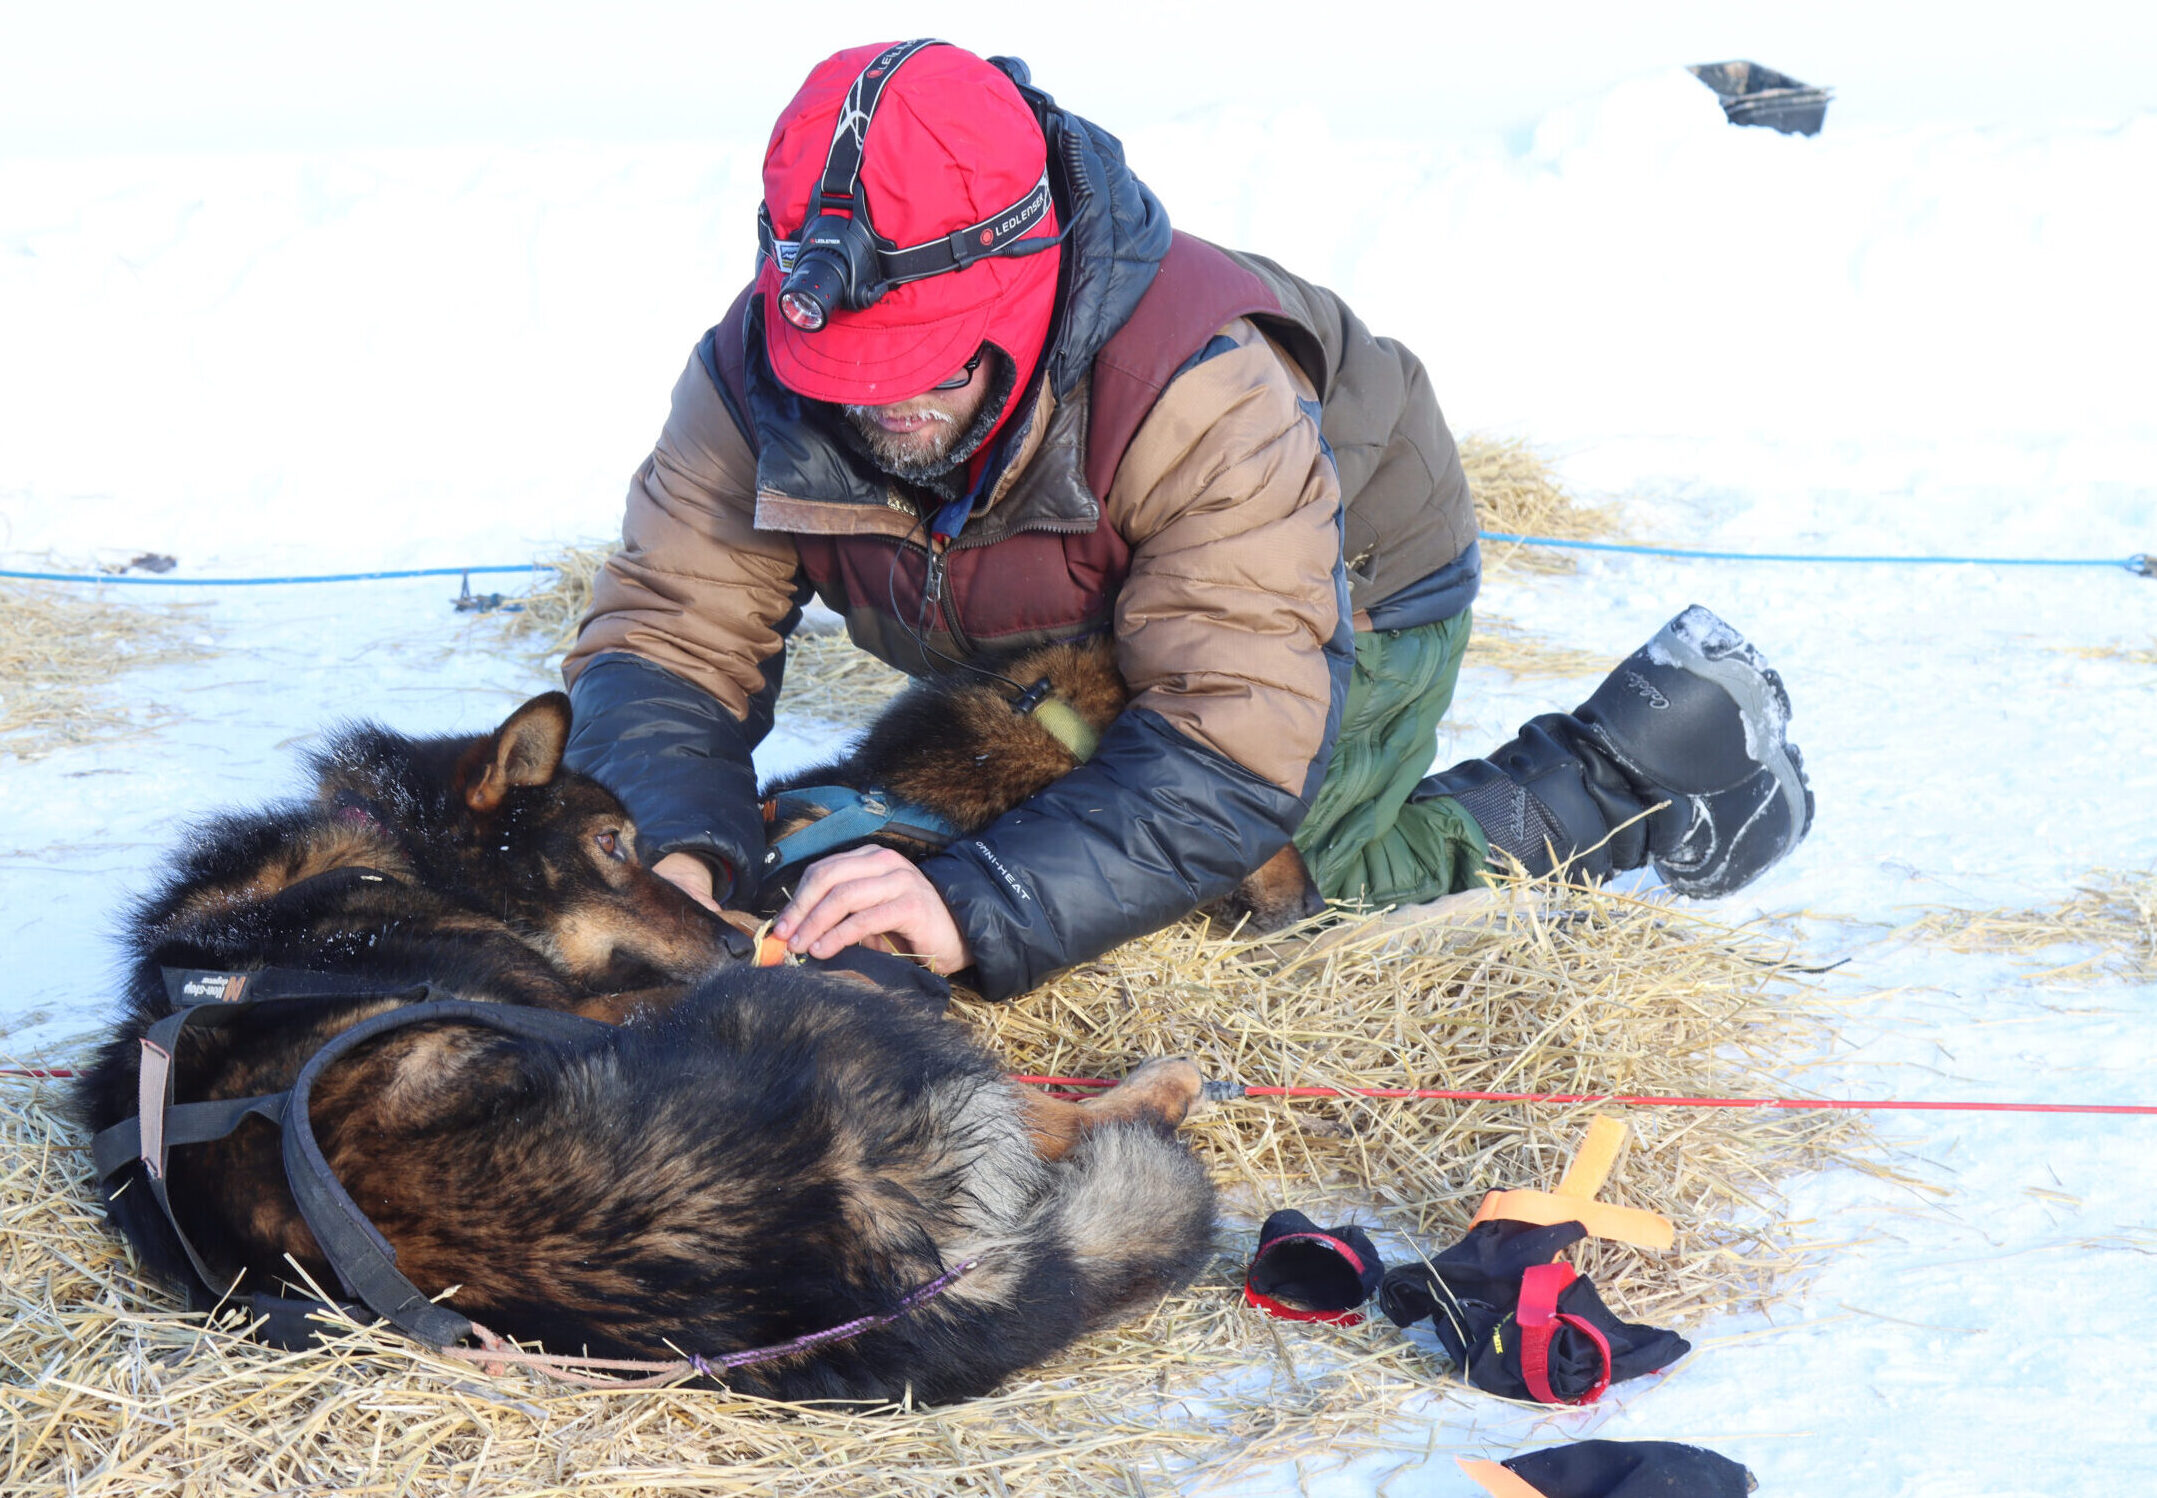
[1478,533,2152,571]
[4,542,2149,585]
[0,564,545,586]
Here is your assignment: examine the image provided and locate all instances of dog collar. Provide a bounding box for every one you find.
[1027,696,1101,764]
[760,787,965,882]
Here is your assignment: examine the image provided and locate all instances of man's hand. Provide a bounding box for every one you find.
[652,851,725,914]
[773,845,973,975]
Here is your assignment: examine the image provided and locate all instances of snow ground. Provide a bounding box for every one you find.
[4,21,2155,1495]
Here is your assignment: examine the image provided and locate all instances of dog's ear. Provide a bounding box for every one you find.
[465,693,572,813]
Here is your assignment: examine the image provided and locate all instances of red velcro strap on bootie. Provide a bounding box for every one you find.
[1243,1229,1377,1325]
[1515,1262,1613,1405]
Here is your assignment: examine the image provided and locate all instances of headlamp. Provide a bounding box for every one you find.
[758,39,1062,333]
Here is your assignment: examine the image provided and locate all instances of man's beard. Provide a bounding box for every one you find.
[836,348,1017,498]
[840,405,963,482]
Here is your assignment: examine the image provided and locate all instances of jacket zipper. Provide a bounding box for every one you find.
[922,498,1105,661]
[918,536,977,659]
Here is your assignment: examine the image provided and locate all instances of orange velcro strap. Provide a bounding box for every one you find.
[718,909,794,969]
[1457,1457,1548,1498]
[1466,1115,1675,1250]
[1555,1114,1628,1199]
[1467,1190,1676,1251]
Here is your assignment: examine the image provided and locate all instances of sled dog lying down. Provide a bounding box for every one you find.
[73,693,1216,1403]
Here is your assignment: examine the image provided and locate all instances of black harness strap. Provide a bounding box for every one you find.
[91,1089,287,1185]
[91,981,617,1350]
[159,963,407,1008]
[278,998,616,1347]
[97,998,345,1302]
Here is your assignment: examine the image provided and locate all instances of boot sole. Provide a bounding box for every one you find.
[1651,605,1815,847]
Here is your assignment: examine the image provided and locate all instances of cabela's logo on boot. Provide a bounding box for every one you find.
[1623,671,1670,710]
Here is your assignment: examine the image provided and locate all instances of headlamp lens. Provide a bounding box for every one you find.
[779,288,829,332]
[776,215,874,334]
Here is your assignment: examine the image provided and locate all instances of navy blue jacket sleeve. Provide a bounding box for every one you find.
[563,653,767,903]
[921,495,1356,1001]
[920,706,1317,1001]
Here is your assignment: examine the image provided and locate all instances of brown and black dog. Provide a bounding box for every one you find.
[760,636,1327,930]
[73,693,1215,1404]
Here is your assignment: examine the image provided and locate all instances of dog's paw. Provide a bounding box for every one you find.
[1210,846,1328,934]
[1112,1057,1206,1125]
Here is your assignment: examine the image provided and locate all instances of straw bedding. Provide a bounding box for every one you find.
[3,884,1869,1496]
[1456,435,1622,579]
[2049,639,2157,666]
[1903,870,2157,981]
[772,622,912,728]
[0,582,212,758]
[1456,436,1625,680]
[1461,616,1618,682]
[490,547,614,661]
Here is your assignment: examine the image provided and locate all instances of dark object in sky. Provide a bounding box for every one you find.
[1688,60,1832,136]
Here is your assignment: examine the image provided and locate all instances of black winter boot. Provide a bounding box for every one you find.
[1418,605,1814,898]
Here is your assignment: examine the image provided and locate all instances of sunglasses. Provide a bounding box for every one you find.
[929,349,985,392]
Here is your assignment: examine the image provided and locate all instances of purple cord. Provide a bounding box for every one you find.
[690,1256,983,1375]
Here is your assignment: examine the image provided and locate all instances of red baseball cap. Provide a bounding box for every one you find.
[758,42,1063,406]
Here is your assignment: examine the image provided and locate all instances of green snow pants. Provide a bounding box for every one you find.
[1290,611,1491,907]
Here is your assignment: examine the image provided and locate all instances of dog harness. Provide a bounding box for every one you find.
[759,787,965,886]
[758,671,1102,889]
[92,960,968,1369]
[91,975,618,1350]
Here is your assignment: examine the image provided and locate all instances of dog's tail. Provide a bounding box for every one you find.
[1046,1121,1217,1324]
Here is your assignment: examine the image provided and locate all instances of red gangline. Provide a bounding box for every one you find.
[16,1066,2156,1117]
[1010,1075,2157,1117]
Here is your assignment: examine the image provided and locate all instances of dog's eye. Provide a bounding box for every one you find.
[595,830,628,861]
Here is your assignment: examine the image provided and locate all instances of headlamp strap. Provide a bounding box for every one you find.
[758,37,1062,293]
[815,38,947,216]
[883,173,1057,280]
[761,176,1059,285]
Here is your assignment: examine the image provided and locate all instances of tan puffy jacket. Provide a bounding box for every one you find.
[569,316,1352,794]
[560,223,1476,1001]
[566,240,1475,799]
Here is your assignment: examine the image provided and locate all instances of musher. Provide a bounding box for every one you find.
[561,40,1814,1000]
